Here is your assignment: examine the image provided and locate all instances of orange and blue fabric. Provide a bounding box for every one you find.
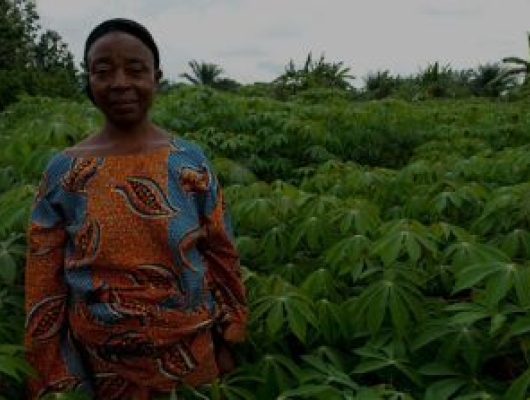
[24,137,247,399]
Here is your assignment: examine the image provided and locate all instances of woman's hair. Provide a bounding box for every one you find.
[84,18,160,69]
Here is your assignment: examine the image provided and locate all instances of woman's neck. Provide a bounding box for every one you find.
[65,123,171,156]
[102,119,156,141]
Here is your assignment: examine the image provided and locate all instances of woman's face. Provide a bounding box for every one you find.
[87,31,161,128]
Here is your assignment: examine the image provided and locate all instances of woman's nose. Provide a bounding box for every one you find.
[110,68,130,88]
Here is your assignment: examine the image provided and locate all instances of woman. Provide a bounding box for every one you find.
[24,18,247,399]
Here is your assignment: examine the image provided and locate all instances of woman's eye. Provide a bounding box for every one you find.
[93,66,111,75]
[128,64,145,73]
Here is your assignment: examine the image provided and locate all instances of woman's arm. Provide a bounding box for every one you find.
[24,158,91,399]
[198,167,248,344]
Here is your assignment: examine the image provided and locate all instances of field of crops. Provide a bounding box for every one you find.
[2,87,530,399]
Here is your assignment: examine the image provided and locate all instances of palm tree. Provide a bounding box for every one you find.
[180,60,224,87]
[470,63,515,97]
[363,70,397,99]
[500,32,530,84]
[416,61,456,98]
[274,52,355,97]
[307,53,354,90]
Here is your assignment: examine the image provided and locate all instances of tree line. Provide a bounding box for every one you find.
[1,0,529,111]
[0,0,79,110]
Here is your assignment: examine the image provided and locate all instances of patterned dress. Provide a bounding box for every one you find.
[24,137,247,399]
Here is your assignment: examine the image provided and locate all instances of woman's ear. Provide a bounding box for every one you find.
[155,69,163,83]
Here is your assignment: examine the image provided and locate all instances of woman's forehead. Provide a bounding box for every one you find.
[87,31,155,64]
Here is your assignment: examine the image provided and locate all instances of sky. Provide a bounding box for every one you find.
[37,0,530,86]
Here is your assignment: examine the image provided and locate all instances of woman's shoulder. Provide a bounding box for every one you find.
[43,151,73,179]
[32,152,73,203]
[170,136,210,165]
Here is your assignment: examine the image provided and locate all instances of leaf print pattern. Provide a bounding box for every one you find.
[179,166,210,193]
[34,172,48,205]
[38,377,82,399]
[114,177,179,218]
[158,342,198,379]
[106,290,151,321]
[31,246,54,257]
[93,373,129,399]
[177,227,207,273]
[66,218,100,268]
[100,331,154,358]
[128,263,184,291]
[26,294,67,341]
[62,158,100,192]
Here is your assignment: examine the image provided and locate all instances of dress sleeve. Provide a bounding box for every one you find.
[24,156,91,399]
[199,165,248,344]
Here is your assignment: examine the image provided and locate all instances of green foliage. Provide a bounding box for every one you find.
[0,0,79,110]
[363,70,400,100]
[362,62,521,101]
[499,32,530,85]
[469,63,515,97]
[4,86,530,398]
[273,52,354,99]
[180,60,240,91]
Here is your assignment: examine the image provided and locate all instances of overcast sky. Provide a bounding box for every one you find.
[37,0,530,86]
